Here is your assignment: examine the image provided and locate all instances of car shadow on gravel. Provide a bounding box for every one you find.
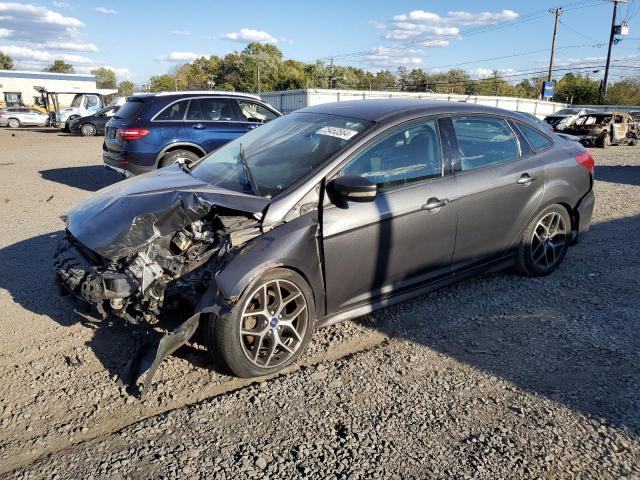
[355,212,640,437]
[39,166,122,192]
[596,165,640,186]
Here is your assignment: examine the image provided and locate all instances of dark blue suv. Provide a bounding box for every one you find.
[103,91,281,176]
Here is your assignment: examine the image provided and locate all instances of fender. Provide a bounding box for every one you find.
[211,212,326,317]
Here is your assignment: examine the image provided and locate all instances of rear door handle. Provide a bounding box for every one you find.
[192,124,205,130]
[247,124,258,130]
[517,173,536,185]
[422,197,449,211]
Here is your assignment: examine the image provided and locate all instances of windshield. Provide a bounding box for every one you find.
[555,108,580,116]
[190,112,373,198]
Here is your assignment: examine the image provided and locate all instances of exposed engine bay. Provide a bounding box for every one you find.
[55,207,264,394]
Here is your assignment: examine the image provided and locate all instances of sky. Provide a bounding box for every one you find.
[0,0,639,85]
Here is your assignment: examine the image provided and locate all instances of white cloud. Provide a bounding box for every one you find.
[363,46,423,67]
[156,50,206,63]
[52,1,70,7]
[469,67,516,79]
[221,28,277,44]
[171,29,191,36]
[0,27,11,37]
[0,2,84,42]
[75,64,132,79]
[0,44,92,64]
[376,9,519,43]
[42,41,98,52]
[94,6,117,15]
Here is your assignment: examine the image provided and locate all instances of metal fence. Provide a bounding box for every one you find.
[258,88,568,118]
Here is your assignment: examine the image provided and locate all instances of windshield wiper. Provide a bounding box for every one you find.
[239,143,260,196]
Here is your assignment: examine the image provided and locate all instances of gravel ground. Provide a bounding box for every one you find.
[0,128,639,479]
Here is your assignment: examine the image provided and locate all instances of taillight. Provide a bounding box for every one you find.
[575,150,594,174]
[117,128,149,141]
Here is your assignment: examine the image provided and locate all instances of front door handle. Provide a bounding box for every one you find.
[422,197,449,211]
[517,173,536,185]
[192,124,205,130]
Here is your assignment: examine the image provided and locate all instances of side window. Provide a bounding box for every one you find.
[452,117,519,171]
[186,98,238,121]
[85,95,99,109]
[518,123,553,151]
[341,119,442,192]
[155,100,189,121]
[238,101,278,123]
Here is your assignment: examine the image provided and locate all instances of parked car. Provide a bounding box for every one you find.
[564,111,639,148]
[544,108,597,131]
[103,91,281,177]
[0,107,49,128]
[57,100,595,393]
[69,105,120,136]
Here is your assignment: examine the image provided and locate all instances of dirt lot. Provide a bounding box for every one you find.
[0,128,639,479]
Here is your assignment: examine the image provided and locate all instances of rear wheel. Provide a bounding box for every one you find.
[80,123,96,136]
[516,204,571,276]
[158,149,200,168]
[205,268,315,377]
[7,118,20,128]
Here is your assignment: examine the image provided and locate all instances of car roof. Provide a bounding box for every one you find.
[297,99,526,123]
[129,91,260,101]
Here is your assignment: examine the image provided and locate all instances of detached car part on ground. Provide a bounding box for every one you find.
[56,100,595,395]
[565,112,639,148]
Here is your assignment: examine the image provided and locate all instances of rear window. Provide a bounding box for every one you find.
[452,117,519,171]
[115,100,144,120]
[519,124,553,151]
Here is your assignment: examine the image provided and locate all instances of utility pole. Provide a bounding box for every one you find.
[547,8,562,82]
[328,57,335,89]
[600,0,626,102]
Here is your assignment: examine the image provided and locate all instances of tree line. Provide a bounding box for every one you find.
[1,45,639,105]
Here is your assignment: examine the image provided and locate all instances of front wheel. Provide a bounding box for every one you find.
[597,132,610,148]
[80,123,96,136]
[7,118,20,128]
[205,268,315,377]
[516,205,571,276]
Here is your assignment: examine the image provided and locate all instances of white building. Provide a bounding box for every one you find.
[0,70,96,108]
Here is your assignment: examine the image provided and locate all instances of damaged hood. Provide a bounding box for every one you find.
[63,165,270,260]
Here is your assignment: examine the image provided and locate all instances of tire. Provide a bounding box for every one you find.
[516,204,571,277]
[597,132,610,149]
[7,118,20,128]
[80,123,97,136]
[205,268,316,378]
[158,149,200,168]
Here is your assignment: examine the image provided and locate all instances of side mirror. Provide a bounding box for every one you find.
[332,175,377,201]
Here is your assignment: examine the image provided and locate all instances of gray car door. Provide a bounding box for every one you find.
[322,118,458,314]
[448,116,546,270]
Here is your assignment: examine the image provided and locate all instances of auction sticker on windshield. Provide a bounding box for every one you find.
[315,126,359,140]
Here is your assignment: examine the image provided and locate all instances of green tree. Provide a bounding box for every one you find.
[555,73,599,104]
[0,52,14,70]
[118,80,135,96]
[604,78,640,105]
[148,74,175,92]
[91,67,117,89]
[43,59,75,73]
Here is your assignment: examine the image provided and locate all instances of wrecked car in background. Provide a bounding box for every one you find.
[544,107,597,131]
[564,111,639,148]
[55,100,595,395]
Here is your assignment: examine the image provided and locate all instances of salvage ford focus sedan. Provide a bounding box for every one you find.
[55,100,595,392]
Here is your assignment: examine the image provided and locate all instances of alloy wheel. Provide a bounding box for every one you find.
[81,124,96,136]
[530,211,567,270]
[8,119,19,128]
[239,279,308,368]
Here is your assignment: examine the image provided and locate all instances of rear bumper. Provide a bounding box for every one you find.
[575,188,595,240]
[103,150,155,176]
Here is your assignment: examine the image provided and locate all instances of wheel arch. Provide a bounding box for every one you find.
[155,142,206,166]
